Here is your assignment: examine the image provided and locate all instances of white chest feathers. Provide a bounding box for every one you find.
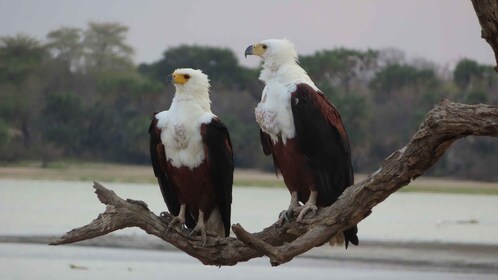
[155,110,214,169]
[255,81,297,143]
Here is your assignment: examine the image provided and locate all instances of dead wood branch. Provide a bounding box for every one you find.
[50,101,498,266]
[472,0,498,72]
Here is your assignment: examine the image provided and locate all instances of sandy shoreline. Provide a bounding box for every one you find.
[1,163,498,195]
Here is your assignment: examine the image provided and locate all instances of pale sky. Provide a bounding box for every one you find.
[0,0,494,68]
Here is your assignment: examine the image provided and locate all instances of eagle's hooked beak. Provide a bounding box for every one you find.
[245,43,267,58]
[244,45,254,58]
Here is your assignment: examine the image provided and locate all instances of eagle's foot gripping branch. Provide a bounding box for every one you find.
[166,215,186,233]
[295,203,318,222]
[276,209,292,227]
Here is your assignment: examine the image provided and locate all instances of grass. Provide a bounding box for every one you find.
[1,160,497,195]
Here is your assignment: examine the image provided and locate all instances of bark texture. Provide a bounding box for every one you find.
[472,0,498,71]
[50,101,498,266]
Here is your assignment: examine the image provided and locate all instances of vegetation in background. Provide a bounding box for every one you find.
[1,22,497,180]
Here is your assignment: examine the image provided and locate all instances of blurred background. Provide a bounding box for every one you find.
[0,0,497,180]
[1,1,497,279]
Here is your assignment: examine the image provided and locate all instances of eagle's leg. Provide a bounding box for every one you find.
[296,190,318,222]
[277,191,300,226]
[167,204,187,232]
[188,210,216,245]
[189,210,207,245]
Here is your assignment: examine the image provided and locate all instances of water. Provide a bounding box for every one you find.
[1,179,498,279]
[1,178,497,244]
[1,243,495,280]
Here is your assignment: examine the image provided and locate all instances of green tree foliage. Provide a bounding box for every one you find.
[301,48,378,92]
[452,58,497,105]
[85,72,163,163]
[0,34,47,150]
[83,22,134,72]
[0,34,46,83]
[0,119,9,155]
[39,92,85,155]
[139,45,257,89]
[367,64,442,167]
[453,58,486,90]
[46,27,84,72]
[431,58,498,180]
[370,64,439,102]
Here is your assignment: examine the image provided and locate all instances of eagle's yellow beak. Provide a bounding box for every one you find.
[245,43,267,58]
[172,73,190,85]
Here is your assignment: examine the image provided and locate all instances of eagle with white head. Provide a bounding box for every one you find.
[149,68,233,243]
[245,39,359,248]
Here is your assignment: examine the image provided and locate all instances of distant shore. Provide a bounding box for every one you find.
[1,161,497,195]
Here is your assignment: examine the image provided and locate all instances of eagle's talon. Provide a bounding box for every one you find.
[166,215,185,233]
[188,222,214,246]
[188,230,208,246]
[277,210,286,226]
[296,204,318,222]
[276,209,293,227]
[160,211,169,218]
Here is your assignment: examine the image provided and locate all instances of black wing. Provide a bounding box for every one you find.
[259,129,281,176]
[291,84,354,204]
[291,83,358,248]
[260,129,273,156]
[149,115,196,228]
[202,118,234,237]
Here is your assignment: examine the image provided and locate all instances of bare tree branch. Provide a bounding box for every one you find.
[50,101,498,266]
[471,0,498,72]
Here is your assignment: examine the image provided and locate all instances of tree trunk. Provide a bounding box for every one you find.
[472,0,498,71]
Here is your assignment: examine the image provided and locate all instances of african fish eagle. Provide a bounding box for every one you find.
[245,39,359,248]
[149,68,233,242]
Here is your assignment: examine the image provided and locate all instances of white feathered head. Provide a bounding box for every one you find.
[245,39,298,65]
[169,68,211,94]
[168,68,212,111]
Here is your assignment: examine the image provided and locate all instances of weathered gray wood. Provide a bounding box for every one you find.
[50,101,498,266]
[472,0,498,71]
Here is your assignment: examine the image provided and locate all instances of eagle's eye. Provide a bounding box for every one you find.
[184,74,191,79]
[262,44,267,49]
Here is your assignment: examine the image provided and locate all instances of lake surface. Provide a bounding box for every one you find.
[1,243,496,280]
[1,179,498,279]
[1,179,497,244]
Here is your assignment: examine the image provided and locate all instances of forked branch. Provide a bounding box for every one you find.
[50,101,498,266]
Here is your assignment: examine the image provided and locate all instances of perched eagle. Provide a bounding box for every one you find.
[149,68,233,242]
[245,39,359,248]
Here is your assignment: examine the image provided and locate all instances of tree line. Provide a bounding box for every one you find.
[1,22,497,180]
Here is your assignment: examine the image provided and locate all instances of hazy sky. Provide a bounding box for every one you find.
[0,0,493,68]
